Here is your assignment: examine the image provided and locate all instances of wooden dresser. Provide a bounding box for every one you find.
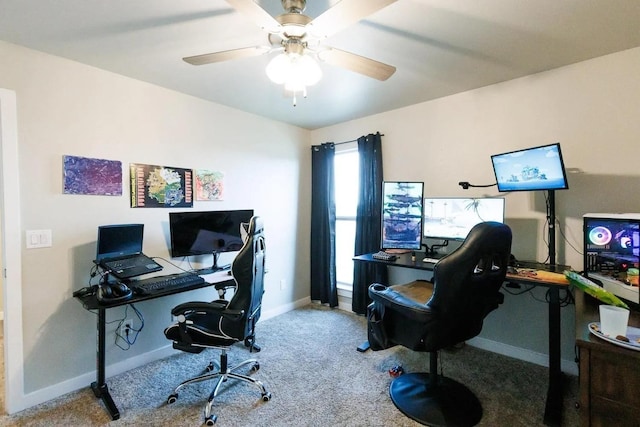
[575,289,640,426]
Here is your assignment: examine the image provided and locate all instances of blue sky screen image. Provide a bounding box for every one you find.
[491,143,568,191]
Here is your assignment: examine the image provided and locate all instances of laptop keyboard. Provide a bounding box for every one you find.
[106,256,152,270]
[102,255,162,279]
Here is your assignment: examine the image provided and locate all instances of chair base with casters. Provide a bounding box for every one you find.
[389,352,482,427]
[166,347,271,426]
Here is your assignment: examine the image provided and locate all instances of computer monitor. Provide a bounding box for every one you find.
[584,213,639,308]
[169,209,254,272]
[491,143,569,192]
[423,197,505,241]
[381,181,424,250]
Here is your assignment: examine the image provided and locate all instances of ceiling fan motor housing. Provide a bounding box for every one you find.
[282,0,306,14]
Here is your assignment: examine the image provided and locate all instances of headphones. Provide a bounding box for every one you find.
[97,282,133,303]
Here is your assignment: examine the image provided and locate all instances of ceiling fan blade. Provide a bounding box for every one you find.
[318,47,396,81]
[183,46,269,66]
[225,0,281,32]
[308,0,398,39]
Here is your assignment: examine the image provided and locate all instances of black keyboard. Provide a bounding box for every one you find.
[372,251,397,261]
[130,272,205,295]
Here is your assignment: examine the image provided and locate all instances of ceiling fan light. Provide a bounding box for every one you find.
[266,53,292,84]
[266,52,322,87]
[296,54,322,86]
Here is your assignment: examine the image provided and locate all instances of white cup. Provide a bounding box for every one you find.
[599,305,630,337]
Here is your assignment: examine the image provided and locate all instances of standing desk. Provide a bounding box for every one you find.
[74,272,235,420]
[353,252,571,427]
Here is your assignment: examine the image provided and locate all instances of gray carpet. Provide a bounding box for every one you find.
[0,305,579,426]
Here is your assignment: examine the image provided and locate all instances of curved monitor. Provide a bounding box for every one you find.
[423,197,505,241]
[491,143,569,192]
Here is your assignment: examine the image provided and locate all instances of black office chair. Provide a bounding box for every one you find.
[164,216,271,425]
[367,221,512,426]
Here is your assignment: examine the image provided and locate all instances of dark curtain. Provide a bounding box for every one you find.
[352,132,387,315]
[310,142,338,307]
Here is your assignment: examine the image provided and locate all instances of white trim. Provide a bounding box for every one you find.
[15,300,307,408]
[0,88,25,413]
[261,296,311,321]
[467,335,578,376]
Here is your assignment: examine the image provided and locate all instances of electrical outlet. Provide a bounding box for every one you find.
[120,319,133,336]
[280,279,286,290]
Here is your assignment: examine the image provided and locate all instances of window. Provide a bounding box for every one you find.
[334,144,359,290]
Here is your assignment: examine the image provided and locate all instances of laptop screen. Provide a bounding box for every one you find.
[96,224,144,262]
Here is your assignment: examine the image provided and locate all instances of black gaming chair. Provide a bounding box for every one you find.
[164,216,271,425]
[367,221,512,426]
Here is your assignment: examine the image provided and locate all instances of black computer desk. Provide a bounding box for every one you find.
[74,271,235,420]
[354,252,571,427]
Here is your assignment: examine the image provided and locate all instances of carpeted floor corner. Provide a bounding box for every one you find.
[0,304,580,426]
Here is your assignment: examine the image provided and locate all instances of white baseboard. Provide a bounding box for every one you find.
[14,298,311,413]
[467,336,579,376]
[336,299,578,377]
[17,344,179,412]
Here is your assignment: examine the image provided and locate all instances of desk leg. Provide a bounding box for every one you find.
[543,287,563,426]
[91,308,120,420]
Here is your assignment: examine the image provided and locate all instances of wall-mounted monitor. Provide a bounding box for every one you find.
[423,197,505,241]
[381,181,424,250]
[491,143,569,192]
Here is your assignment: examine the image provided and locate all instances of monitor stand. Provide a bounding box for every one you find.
[195,252,229,275]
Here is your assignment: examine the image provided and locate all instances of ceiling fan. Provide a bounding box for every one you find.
[183,0,398,88]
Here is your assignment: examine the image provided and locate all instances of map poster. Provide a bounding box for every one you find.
[130,163,193,208]
[195,169,224,201]
[63,155,122,196]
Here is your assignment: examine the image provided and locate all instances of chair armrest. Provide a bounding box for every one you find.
[368,283,434,323]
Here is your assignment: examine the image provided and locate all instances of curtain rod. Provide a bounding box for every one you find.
[333,133,385,146]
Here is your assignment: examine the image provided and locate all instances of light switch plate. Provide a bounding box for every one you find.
[25,229,52,248]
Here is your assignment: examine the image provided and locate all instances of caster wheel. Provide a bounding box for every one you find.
[262,392,272,402]
[251,362,260,373]
[167,393,178,404]
[206,363,215,372]
[205,414,217,425]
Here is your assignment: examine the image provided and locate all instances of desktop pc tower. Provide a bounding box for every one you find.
[583,213,640,307]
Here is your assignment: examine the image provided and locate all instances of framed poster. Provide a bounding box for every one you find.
[195,169,224,201]
[130,163,193,208]
[63,155,122,196]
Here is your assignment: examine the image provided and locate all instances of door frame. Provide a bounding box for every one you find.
[0,88,25,413]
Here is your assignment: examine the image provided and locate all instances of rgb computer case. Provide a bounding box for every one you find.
[584,213,640,307]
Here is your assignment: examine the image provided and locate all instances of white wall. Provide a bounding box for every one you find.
[0,40,311,406]
[312,47,640,373]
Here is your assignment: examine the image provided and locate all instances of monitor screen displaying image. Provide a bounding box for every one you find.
[423,197,505,241]
[381,181,424,250]
[491,143,569,192]
[169,209,254,257]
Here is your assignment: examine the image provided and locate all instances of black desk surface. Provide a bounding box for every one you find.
[76,275,235,310]
[353,252,437,271]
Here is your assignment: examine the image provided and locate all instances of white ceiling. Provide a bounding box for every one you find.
[1,0,640,130]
